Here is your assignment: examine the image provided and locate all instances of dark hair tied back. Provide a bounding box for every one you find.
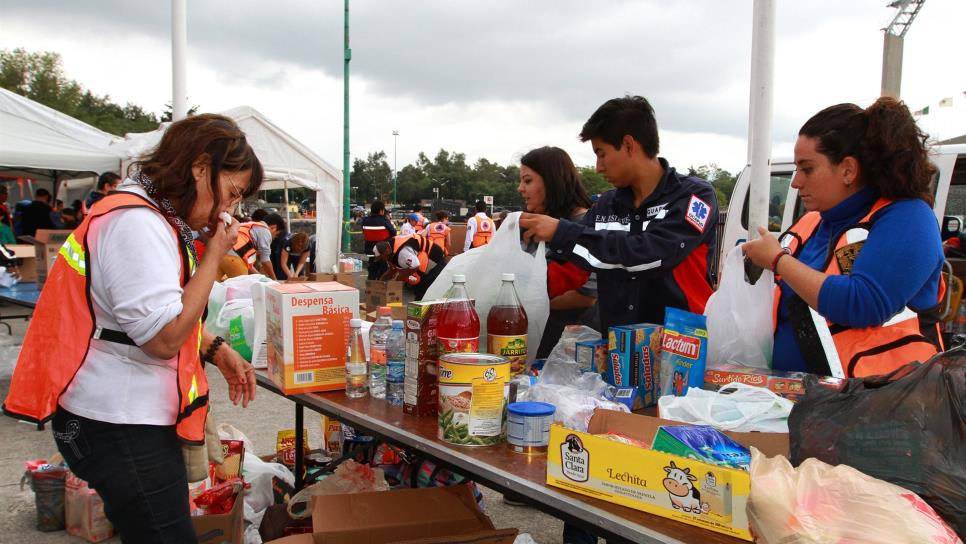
[799,97,935,205]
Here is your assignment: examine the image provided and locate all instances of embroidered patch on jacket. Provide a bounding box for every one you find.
[834,242,863,275]
[685,195,711,233]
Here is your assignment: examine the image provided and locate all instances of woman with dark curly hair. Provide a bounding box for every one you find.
[742,97,944,378]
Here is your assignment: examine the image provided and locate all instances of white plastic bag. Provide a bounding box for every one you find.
[286,460,389,519]
[657,382,792,433]
[423,212,549,363]
[748,449,962,544]
[704,246,774,369]
[209,299,255,361]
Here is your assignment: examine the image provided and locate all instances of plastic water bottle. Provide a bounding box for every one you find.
[345,319,368,398]
[368,306,392,399]
[386,320,406,406]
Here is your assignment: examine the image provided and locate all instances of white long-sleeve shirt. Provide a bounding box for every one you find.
[59,183,184,425]
[463,212,491,252]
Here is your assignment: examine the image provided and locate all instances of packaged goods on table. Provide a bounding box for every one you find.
[607,322,662,408]
[652,424,751,470]
[276,429,309,473]
[703,362,844,402]
[546,410,789,541]
[659,308,708,397]
[486,273,529,376]
[438,353,510,446]
[506,401,555,455]
[210,439,245,484]
[436,274,480,355]
[264,282,359,394]
[404,300,445,416]
[575,338,607,374]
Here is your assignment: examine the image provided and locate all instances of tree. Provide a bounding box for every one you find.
[0,48,161,136]
[351,151,393,204]
[577,167,612,196]
[689,164,737,210]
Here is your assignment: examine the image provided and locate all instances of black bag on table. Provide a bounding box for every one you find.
[788,347,966,537]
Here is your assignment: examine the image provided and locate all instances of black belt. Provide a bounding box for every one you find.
[93,327,138,347]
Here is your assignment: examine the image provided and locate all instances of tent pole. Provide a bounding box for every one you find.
[283,178,292,233]
[341,0,351,253]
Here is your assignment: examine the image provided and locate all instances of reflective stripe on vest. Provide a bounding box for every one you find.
[775,198,942,378]
[2,192,209,444]
[362,225,391,242]
[471,214,493,248]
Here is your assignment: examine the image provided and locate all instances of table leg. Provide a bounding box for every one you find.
[294,403,304,490]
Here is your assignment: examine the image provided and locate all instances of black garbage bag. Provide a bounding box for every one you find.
[789,347,966,537]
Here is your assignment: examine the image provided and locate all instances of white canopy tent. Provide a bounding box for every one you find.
[109,106,343,271]
[0,87,124,200]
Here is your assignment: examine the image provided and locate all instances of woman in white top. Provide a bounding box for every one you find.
[27,114,261,543]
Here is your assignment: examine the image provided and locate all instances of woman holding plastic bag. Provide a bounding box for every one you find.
[4,115,262,543]
[517,146,601,358]
[742,97,945,378]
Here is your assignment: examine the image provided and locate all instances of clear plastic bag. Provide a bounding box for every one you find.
[704,246,773,369]
[748,448,962,544]
[657,382,793,433]
[423,212,549,364]
[286,460,389,519]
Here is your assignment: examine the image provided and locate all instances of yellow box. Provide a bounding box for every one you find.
[546,410,788,541]
[265,282,359,395]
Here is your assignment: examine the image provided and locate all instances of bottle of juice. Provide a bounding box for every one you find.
[437,274,480,355]
[487,273,528,376]
[345,318,368,398]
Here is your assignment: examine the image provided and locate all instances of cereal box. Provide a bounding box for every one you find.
[606,323,662,408]
[404,300,444,416]
[265,282,359,395]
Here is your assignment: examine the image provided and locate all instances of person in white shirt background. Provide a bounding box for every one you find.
[463,200,494,252]
[400,212,420,236]
[6,114,263,543]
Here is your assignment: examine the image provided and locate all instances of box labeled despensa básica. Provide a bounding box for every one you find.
[266,282,359,395]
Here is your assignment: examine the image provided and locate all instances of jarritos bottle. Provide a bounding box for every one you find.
[487,273,528,376]
[437,274,480,355]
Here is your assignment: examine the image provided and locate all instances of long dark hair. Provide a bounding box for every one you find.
[133,114,264,224]
[520,146,592,219]
[799,97,936,205]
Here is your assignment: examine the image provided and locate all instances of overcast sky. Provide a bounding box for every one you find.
[1,0,963,176]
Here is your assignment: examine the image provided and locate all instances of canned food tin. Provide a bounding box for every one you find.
[506,401,555,455]
[438,353,510,446]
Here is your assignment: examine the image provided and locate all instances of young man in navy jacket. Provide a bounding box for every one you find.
[522,95,718,335]
[522,95,719,544]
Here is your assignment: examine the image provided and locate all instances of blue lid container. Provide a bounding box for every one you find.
[508,401,555,417]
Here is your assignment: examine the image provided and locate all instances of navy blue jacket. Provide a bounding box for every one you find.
[549,159,718,332]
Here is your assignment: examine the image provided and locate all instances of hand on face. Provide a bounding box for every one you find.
[205,216,240,258]
[741,227,784,270]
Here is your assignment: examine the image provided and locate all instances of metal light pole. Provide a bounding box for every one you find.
[392,129,399,205]
[341,0,351,251]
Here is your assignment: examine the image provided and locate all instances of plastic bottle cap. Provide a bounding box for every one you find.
[452,274,466,283]
[350,318,362,327]
[391,320,404,329]
[507,401,555,417]
[378,306,392,316]
[502,273,515,282]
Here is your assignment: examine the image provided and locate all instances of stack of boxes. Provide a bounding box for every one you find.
[607,323,663,409]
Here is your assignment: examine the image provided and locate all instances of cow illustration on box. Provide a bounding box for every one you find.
[662,461,709,514]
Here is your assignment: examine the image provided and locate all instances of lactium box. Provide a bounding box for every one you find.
[265,282,359,394]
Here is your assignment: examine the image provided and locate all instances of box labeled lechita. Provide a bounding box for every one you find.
[265,282,359,395]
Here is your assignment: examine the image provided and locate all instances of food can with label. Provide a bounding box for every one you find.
[437,353,509,446]
[506,401,555,455]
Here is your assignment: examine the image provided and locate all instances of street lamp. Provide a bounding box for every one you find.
[392,130,399,204]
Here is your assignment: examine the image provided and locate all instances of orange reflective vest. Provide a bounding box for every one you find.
[470,213,493,248]
[2,193,209,444]
[391,234,433,273]
[776,198,943,378]
[425,221,450,254]
[233,221,269,265]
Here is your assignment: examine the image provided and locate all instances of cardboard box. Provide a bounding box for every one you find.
[192,488,244,544]
[607,323,662,408]
[309,272,358,289]
[266,486,516,544]
[546,410,788,542]
[265,282,360,395]
[366,279,404,310]
[5,244,37,282]
[19,229,72,284]
[404,301,443,417]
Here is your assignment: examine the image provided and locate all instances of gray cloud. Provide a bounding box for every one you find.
[0,0,910,141]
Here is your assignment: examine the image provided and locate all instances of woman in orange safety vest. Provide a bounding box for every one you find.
[2,114,263,543]
[742,98,945,379]
[423,210,452,255]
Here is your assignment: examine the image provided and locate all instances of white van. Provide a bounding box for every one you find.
[719,143,966,265]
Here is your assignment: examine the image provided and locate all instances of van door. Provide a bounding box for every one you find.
[718,162,796,261]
